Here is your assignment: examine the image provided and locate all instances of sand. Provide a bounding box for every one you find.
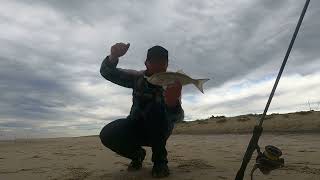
[0,111,319,180]
[0,134,319,180]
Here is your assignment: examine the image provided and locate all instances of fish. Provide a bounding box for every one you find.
[145,69,210,93]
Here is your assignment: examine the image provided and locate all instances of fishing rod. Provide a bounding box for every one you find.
[235,0,311,180]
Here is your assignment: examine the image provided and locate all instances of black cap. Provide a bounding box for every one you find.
[146,45,168,62]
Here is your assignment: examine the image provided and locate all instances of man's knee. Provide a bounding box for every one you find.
[99,118,130,149]
[99,124,114,148]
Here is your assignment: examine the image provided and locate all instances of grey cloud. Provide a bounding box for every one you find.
[11,0,319,86]
[0,0,319,138]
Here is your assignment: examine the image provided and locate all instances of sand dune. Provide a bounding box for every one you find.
[174,110,320,134]
[0,111,319,180]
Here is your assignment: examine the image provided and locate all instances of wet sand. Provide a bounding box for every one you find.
[0,133,319,180]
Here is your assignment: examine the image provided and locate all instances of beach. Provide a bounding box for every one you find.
[0,111,319,180]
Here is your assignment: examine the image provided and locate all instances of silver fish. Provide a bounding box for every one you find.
[146,70,210,93]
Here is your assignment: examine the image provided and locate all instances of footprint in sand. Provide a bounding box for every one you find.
[113,167,153,180]
[62,167,93,180]
[176,159,215,172]
[100,173,113,179]
[217,175,228,179]
[281,164,320,175]
[31,155,40,158]
[114,161,127,166]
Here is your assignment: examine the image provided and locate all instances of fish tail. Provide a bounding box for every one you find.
[194,79,210,93]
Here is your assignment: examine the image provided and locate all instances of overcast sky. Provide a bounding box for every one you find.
[0,0,319,139]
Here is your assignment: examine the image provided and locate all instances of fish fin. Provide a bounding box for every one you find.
[146,76,158,86]
[177,69,186,75]
[194,78,210,93]
[145,76,151,82]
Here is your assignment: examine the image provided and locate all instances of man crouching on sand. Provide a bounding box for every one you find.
[99,42,184,178]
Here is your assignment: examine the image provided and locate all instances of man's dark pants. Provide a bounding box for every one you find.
[99,102,174,164]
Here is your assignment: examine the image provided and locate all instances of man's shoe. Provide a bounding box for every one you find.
[152,163,170,178]
[127,148,146,171]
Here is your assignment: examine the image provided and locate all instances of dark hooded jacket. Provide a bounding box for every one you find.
[100,56,184,125]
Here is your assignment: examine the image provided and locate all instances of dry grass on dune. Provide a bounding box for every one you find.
[173,110,320,134]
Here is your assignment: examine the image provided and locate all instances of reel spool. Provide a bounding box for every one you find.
[250,145,284,180]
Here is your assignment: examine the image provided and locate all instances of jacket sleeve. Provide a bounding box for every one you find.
[100,56,139,88]
[166,102,184,123]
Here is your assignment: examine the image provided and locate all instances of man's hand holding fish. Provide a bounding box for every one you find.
[164,80,182,107]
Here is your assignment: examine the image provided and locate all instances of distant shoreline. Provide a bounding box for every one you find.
[1,110,319,141]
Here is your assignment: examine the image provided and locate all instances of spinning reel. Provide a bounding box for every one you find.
[250,145,284,180]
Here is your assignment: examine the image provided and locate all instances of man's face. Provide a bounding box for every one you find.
[145,58,168,75]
